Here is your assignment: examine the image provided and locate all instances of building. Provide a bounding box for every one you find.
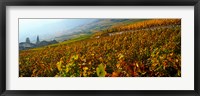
[19,37,36,50]
[19,36,58,50]
[36,35,40,45]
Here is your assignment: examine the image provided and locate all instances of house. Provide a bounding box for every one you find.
[19,36,58,50]
[19,42,36,50]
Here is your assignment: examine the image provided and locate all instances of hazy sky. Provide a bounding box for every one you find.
[19,19,95,43]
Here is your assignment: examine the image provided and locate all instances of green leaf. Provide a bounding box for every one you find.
[74,54,79,60]
[96,64,106,77]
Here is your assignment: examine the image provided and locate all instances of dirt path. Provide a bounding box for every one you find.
[108,25,181,36]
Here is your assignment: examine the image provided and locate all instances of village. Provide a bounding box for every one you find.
[19,36,58,50]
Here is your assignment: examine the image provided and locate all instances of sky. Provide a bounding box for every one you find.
[19,19,95,43]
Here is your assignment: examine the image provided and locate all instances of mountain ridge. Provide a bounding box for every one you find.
[55,19,145,41]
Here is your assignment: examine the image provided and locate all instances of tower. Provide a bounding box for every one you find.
[36,35,40,45]
[26,37,30,43]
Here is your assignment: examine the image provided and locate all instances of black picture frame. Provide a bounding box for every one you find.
[0,0,199,96]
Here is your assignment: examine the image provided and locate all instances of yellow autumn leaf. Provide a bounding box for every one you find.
[83,67,88,71]
[56,61,62,71]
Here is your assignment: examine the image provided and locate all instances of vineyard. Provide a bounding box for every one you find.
[19,19,181,77]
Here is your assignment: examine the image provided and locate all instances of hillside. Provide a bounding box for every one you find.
[19,19,181,77]
[54,19,145,42]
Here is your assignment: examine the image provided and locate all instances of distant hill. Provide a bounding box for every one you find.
[54,19,145,41]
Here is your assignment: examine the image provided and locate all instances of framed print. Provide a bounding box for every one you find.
[0,0,200,96]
